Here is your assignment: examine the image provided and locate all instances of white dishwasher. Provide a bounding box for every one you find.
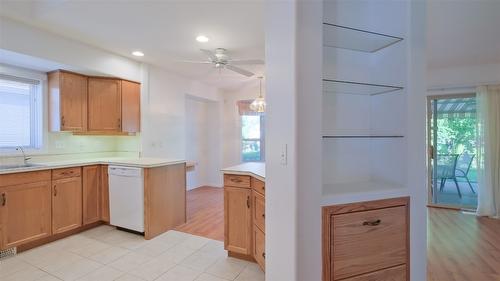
[108,166,144,232]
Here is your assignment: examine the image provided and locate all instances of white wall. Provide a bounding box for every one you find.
[185,95,222,189]
[427,63,500,90]
[265,1,297,280]
[221,80,264,168]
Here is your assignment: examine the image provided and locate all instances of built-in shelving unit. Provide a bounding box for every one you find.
[321,2,408,205]
[323,79,403,96]
[323,23,403,53]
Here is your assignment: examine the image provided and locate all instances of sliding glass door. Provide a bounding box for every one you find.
[428,94,478,210]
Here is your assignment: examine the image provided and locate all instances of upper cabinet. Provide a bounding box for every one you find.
[48,71,88,132]
[121,80,141,133]
[47,70,141,135]
[88,78,122,132]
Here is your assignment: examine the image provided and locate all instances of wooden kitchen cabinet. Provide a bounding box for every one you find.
[100,165,110,223]
[0,171,52,250]
[224,186,252,255]
[52,169,83,234]
[121,80,141,133]
[322,197,410,281]
[48,70,88,132]
[83,165,101,225]
[88,77,122,132]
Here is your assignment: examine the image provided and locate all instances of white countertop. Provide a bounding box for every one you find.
[221,162,265,181]
[321,181,410,206]
[0,157,186,175]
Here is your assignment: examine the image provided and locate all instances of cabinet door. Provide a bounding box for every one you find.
[48,71,88,132]
[0,181,51,250]
[83,166,100,225]
[224,186,252,255]
[100,165,110,222]
[52,177,82,234]
[254,226,265,271]
[121,80,141,133]
[88,78,122,131]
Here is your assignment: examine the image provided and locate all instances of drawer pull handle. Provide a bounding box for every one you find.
[262,213,265,218]
[262,185,265,190]
[54,186,57,197]
[247,196,250,208]
[363,219,381,226]
[1,193,6,206]
[231,178,242,183]
[262,252,266,259]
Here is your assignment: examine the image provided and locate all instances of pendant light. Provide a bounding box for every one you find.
[250,76,266,113]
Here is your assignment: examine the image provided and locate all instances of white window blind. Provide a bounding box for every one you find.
[0,74,42,149]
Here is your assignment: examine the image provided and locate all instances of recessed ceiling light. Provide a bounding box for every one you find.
[132,51,144,57]
[196,35,209,43]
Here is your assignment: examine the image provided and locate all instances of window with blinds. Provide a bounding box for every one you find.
[0,74,42,149]
[237,100,265,162]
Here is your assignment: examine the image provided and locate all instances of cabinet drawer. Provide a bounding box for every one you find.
[332,206,407,280]
[254,226,265,271]
[342,265,406,281]
[52,167,81,180]
[251,177,265,195]
[253,191,265,232]
[224,174,250,188]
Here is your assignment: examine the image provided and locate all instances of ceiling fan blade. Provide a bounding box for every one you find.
[226,65,254,77]
[176,60,213,64]
[200,49,217,61]
[229,59,265,65]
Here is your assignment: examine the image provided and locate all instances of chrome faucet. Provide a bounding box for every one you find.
[16,146,31,165]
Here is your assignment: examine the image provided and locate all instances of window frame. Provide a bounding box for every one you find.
[241,114,265,162]
[0,66,45,152]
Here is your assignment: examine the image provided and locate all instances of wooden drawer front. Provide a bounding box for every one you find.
[254,226,265,271]
[253,191,265,232]
[52,167,81,180]
[342,265,406,281]
[251,177,265,195]
[332,206,407,280]
[0,170,51,187]
[224,174,250,188]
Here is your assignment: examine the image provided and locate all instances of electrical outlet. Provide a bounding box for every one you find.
[280,144,288,166]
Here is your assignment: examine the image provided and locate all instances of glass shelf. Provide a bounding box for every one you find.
[323,79,403,96]
[323,23,403,53]
[323,135,404,139]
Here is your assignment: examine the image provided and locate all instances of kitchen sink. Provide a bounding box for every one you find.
[0,163,46,170]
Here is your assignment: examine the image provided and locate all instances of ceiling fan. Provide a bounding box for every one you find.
[181,48,264,77]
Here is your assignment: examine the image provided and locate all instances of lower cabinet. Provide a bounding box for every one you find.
[224,174,266,271]
[224,185,252,255]
[83,165,101,225]
[52,171,83,234]
[0,176,52,249]
[322,197,410,281]
[100,165,110,223]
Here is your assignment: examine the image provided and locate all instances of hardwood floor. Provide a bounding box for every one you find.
[428,208,500,281]
[175,186,224,241]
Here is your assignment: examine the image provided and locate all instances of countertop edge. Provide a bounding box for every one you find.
[221,169,265,181]
[0,160,187,175]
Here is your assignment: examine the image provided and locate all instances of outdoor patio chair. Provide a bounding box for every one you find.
[436,154,462,198]
[455,153,476,194]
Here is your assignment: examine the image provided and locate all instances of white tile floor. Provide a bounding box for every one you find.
[0,226,265,281]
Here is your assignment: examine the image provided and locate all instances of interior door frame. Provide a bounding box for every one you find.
[426,93,476,211]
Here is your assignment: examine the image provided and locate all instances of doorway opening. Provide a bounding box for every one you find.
[427,94,478,210]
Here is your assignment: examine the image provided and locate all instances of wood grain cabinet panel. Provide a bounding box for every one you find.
[83,165,101,225]
[224,186,252,255]
[322,197,410,281]
[254,226,265,271]
[253,191,265,232]
[224,175,251,188]
[48,71,88,132]
[100,165,110,223]
[52,176,82,234]
[251,177,265,195]
[121,80,141,133]
[0,181,52,250]
[88,78,122,132]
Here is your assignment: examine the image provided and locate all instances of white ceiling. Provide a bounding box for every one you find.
[0,0,265,90]
[427,0,500,70]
